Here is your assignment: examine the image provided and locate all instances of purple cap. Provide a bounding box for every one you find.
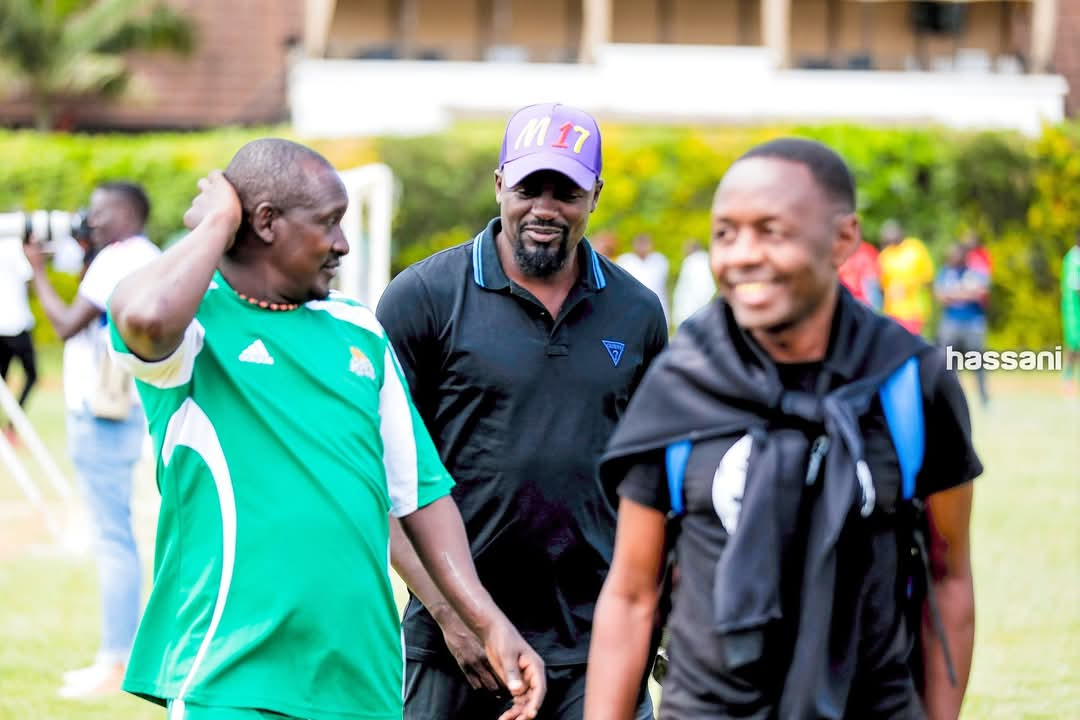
[499,103,602,191]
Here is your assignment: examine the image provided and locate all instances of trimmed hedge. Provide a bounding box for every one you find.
[378,121,1079,351]
[0,128,377,346]
[1,121,1076,350]
[0,128,377,244]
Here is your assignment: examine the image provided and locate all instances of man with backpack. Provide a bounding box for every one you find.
[583,138,981,719]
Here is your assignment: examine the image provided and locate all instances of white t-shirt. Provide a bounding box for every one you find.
[617,251,670,323]
[672,249,717,327]
[0,238,34,336]
[63,235,161,412]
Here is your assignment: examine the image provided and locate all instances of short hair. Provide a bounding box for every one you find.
[224,138,335,214]
[98,181,150,226]
[735,138,856,213]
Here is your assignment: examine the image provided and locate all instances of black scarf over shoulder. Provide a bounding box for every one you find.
[600,287,930,719]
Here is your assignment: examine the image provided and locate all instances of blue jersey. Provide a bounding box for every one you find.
[936,267,988,324]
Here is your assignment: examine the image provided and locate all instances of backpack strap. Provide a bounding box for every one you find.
[878,355,925,500]
[878,354,958,686]
[665,439,693,516]
[653,438,693,685]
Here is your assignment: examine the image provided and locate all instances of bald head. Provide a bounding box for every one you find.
[225,138,335,217]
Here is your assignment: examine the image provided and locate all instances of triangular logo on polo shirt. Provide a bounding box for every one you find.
[601,339,625,367]
[238,339,274,365]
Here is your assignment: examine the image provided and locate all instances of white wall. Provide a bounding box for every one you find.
[289,44,1068,137]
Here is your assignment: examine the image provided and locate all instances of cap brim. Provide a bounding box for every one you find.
[501,153,596,191]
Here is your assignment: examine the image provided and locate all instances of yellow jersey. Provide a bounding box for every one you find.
[879,237,934,322]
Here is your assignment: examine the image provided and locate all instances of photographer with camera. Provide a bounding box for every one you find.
[24,181,160,700]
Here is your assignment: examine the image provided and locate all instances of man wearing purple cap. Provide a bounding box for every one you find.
[377,103,667,719]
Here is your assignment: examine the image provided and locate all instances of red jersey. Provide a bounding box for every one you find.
[966,246,992,275]
[839,241,881,306]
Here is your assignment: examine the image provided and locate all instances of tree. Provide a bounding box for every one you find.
[0,0,195,130]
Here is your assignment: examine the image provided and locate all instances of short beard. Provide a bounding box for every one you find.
[512,221,570,278]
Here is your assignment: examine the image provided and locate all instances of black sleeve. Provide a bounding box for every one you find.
[375,267,439,408]
[645,300,670,366]
[632,297,670,395]
[616,450,671,513]
[916,348,984,498]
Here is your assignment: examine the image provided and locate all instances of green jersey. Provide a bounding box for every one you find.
[108,272,453,719]
[1064,246,1080,349]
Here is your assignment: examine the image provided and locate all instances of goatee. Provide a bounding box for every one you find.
[513,222,570,278]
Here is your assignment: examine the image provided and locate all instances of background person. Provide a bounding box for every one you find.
[961,230,992,277]
[0,237,38,443]
[1063,231,1080,395]
[936,244,991,406]
[590,229,618,259]
[837,234,882,310]
[618,233,670,326]
[879,219,934,335]
[671,239,717,327]
[25,181,160,700]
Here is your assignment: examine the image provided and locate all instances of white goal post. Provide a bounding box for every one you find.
[335,162,395,308]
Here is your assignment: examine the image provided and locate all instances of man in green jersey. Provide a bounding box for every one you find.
[1063,231,1080,395]
[107,138,546,720]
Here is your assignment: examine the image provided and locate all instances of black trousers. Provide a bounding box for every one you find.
[403,654,655,720]
[0,330,37,408]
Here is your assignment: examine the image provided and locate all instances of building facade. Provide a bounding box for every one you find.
[293,0,1072,136]
[310,0,1059,75]
[0,0,1075,131]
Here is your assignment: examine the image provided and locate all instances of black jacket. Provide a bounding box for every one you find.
[601,289,932,719]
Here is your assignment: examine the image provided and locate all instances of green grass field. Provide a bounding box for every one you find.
[1,356,1077,719]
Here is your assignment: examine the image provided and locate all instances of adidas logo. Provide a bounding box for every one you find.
[349,347,375,380]
[238,339,274,365]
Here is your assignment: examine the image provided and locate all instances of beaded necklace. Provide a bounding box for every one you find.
[236,291,299,312]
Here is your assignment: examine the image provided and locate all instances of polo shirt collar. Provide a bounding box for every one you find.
[471,217,608,292]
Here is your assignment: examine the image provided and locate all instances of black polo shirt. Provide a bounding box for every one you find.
[376,217,669,665]
[617,297,983,718]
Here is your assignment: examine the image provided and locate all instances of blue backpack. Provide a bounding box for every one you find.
[665,355,924,515]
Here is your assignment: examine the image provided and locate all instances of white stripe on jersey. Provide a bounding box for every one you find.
[111,319,206,389]
[162,398,237,705]
[305,297,384,337]
[168,698,186,720]
[380,344,420,517]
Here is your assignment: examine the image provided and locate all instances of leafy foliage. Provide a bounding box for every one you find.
[0,0,195,129]
[0,127,378,342]
[379,121,1075,350]
[375,129,499,273]
[988,124,1080,349]
[0,121,1076,349]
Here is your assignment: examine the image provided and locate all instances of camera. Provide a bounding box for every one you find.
[0,209,91,248]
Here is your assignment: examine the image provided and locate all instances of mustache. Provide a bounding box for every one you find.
[519,219,569,235]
